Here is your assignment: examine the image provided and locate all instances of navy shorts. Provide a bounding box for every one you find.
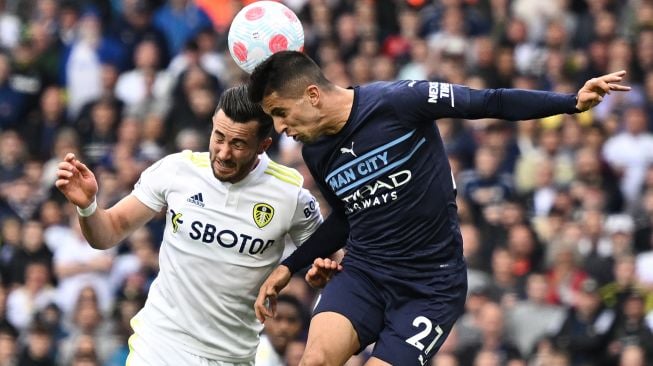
[313,259,467,366]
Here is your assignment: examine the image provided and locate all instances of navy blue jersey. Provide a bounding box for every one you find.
[299,80,577,278]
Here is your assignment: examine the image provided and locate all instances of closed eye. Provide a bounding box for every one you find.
[270,108,286,118]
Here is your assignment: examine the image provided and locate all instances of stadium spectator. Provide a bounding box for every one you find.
[256,294,306,366]
[5,261,55,332]
[0,0,650,363]
[504,273,565,357]
[0,322,18,366]
[552,277,615,366]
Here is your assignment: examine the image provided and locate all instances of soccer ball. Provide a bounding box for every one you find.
[228,1,304,74]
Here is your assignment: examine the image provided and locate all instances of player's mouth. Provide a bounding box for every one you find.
[214,159,235,173]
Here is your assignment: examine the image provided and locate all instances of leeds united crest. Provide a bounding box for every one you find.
[253,203,274,228]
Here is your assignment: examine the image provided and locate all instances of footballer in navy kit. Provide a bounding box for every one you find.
[249,51,630,366]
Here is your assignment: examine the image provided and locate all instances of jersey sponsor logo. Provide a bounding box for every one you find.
[326,132,426,196]
[187,192,205,207]
[327,131,416,194]
[170,209,184,233]
[342,170,412,213]
[340,141,357,157]
[253,203,274,228]
[304,198,317,218]
[189,220,275,255]
[427,82,454,107]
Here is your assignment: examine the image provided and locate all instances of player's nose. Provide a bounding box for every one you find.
[216,146,232,161]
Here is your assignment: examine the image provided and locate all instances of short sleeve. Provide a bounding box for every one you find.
[287,187,323,246]
[131,157,174,212]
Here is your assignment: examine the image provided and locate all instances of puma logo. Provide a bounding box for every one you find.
[340,141,357,157]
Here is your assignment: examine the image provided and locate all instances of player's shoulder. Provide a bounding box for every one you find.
[361,80,416,93]
[263,158,304,189]
[360,80,420,104]
[167,150,211,168]
[142,150,209,178]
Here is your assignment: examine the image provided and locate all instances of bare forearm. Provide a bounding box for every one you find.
[79,209,121,249]
[77,195,157,250]
[79,208,136,250]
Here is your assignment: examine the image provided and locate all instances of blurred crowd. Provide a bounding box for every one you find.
[0,0,652,365]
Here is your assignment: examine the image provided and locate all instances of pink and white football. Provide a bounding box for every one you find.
[228,1,304,74]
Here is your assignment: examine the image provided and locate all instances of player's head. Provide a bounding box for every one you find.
[210,85,273,183]
[248,51,334,143]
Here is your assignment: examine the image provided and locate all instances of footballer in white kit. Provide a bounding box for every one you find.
[54,86,323,366]
[128,150,321,364]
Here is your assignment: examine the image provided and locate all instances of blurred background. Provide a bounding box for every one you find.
[0,0,652,365]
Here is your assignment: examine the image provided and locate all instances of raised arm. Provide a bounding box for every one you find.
[390,71,630,123]
[466,70,631,120]
[55,153,157,250]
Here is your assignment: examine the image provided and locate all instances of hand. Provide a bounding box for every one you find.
[575,70,631,112]
[254,265,291,323]
[55,153,98,208]
[305,257,342,289]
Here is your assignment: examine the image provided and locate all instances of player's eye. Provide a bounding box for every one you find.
[272,109,286,118]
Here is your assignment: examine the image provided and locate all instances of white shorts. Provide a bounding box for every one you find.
[126,323,254,366]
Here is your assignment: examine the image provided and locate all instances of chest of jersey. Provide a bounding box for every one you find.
[163,169,293,261]
[314,115,432,216]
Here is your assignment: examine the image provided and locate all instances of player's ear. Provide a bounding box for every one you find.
[306,85,320,106]
[258,137,273,154]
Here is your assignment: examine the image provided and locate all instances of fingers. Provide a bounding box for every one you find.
[56,160,80,182]
[72,159,92,176]
[313,257,340,270]
[254,287,276,323]
[608,84,631,91]
[56,167,74,179]
[306,265,318,278]
[57,160,77,172]
[601,70,626,81]
[313,257,325,268]
[61,153,91,175]
[598,70,631,92]
[64,152,76,162]
[584,71,631,96]
[255,266,291,323]
[54,179,69,189]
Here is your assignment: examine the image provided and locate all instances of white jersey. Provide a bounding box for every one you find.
[129,150,322,362]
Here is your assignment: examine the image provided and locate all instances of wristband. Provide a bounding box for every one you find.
[77,198,97,217]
